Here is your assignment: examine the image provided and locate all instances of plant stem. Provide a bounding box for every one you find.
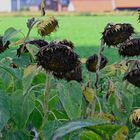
[43,72,51,120]
[91,39,105,115]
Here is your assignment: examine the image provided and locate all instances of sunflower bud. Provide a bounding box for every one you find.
[86,54,108,72]
[102,23,134,46]
[130,109,140,127]
[0,36,10,53]
[123,69,140,87]
[119,39,140,57]
[37,16,58,36]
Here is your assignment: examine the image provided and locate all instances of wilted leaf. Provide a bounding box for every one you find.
[58,81,83,120]
[83,87,94,104]
[112,126,128,140]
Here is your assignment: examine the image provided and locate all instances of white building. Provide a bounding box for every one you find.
[0,0,12,12]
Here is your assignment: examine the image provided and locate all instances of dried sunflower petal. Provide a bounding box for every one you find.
[130,109,140,127]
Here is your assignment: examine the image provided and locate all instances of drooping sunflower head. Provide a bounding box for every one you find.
[119,39,140,57]
[130,109,140,127]
[0,36,10,53]
[37,16,58,37]
[123,69,140,87]
[50,39,74,49]
[102,23,134,46]
[86,54,108,72]
[36,43,80,79]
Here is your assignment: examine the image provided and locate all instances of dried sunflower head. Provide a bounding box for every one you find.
[130,109,140,127]
[123,69,140,87]
[0,36,10,53]
[102,23,134,46]
[17,39,48,57]
[36,43,80,79]
[37,16,58,36]
[86,54,108,72]
[50,39,74,49]
[119,39,140,57]
[65,64,82,82]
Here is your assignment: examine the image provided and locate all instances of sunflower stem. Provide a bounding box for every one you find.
[44,72,51,119]
[91,39,105,115]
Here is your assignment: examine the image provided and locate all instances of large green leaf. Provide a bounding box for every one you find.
[2,27,21,45]
[52,119,108,140]
[134,132,140,140]
[57,81,83,120]
[4,131,30,140]
[42,120,61,140]
[0,93,10,131]
[11,92,35,128]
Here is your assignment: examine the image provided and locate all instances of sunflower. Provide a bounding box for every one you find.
[0,36,10,53]
[37,16,58,37]
[102,23,134,46]
[130,109,140,127]
[36,43,80,79]
[86,54,108,72]
[50,39,74,49]
[123,69,140,87]
[119,39,140,57]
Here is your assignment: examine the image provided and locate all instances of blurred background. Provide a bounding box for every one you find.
[0,0,140,13]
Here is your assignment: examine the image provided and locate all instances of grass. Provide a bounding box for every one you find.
[0,15,139,63]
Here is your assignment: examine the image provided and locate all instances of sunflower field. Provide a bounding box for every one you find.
[1,5,140,140]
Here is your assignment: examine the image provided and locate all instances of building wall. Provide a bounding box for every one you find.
[71,0,113,12]
[70,0,140,12]
[115,0,140,8]
[0,0,11,12]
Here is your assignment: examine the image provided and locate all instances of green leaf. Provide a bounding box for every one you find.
[58,81,83,120]
[122,91,133,113]
[52,119,108,140]
[22,64,38,95]
[26,44,39,60]
[11,92,35,128]
[27,108,43,129]
[42,120,61,140]
[134,132,140,140]
[4,131,30,140]
[80,130,102,140]
[0,93,10,131]
[3,27,21,45]
[88,124,128,140]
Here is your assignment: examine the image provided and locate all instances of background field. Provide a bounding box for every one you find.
[0,15,139,63]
